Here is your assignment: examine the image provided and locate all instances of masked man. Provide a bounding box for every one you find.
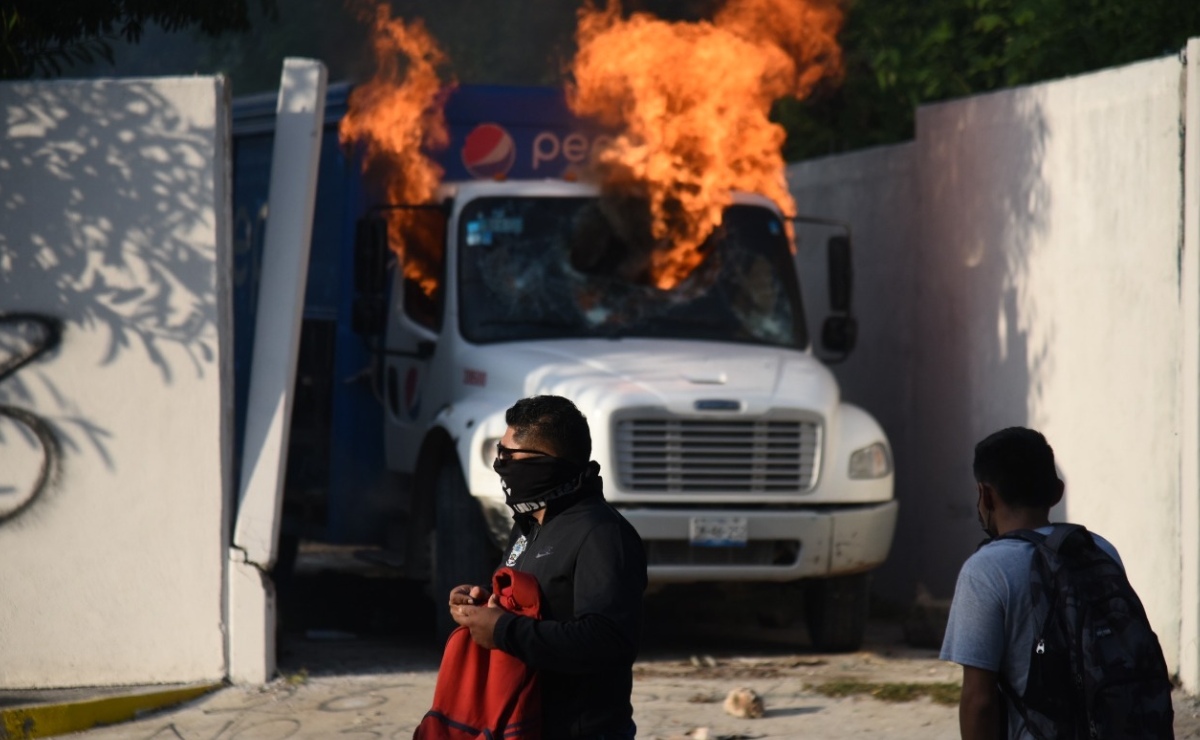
[449,395,648,740]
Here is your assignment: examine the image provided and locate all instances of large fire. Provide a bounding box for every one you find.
[338,3,450,299]
[569,0,844,289]
[339,0,844,294]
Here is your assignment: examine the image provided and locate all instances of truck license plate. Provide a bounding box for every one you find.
[689,517,749,547]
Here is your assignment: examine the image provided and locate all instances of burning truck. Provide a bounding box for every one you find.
[232,1,896,650]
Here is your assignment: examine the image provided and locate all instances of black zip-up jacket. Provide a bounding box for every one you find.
[491,475,647,739]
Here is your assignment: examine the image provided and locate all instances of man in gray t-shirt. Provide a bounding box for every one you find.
[939,428,1123,740]
[941,528,1122,739]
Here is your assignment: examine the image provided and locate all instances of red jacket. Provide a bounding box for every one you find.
[414,567,542,740]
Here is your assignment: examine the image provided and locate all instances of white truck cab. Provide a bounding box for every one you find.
[352,179,897,650]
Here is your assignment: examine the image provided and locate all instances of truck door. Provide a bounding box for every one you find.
[353,207,447,474]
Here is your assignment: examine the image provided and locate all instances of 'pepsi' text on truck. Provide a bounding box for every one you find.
[232,84,897,650]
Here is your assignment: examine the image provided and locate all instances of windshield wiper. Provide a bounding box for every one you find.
[630,315,740,334]
[479,318,581,331]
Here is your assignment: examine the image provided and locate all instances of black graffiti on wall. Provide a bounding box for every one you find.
[0,313,63,523]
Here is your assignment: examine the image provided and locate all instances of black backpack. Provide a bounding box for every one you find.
[996,524,1174,739]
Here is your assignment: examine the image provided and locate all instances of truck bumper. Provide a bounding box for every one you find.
[619,500,899,583]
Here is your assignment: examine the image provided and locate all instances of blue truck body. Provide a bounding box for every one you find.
[230,84,590,545]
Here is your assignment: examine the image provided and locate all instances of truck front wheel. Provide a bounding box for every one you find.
[804,573,871,652]
[433,456,498,638]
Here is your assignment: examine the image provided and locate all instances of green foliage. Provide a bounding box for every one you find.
[406,0,581,87]
[778,0,1200,160]
[1,0,276,79]
[282,667,309,685]
[15,0,1199,161]
[67,0,716,97]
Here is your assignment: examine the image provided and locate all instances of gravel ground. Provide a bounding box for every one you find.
[55,567,1200,739]
[60,621,1200,739]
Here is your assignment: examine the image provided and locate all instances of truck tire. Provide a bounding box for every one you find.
[433,455,498,638]
[804,573,870,652]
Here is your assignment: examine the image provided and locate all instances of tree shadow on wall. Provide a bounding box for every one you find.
[0,79,223,519]
[898,87,1053,599]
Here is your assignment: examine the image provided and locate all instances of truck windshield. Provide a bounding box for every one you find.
[458,197,809,349]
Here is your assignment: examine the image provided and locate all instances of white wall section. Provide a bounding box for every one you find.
[0,77,233,687]
[789,49,1194,679]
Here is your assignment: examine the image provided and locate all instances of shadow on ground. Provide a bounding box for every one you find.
[273,560,934,679]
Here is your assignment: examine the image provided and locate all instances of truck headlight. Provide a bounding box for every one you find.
[848,442,892,479]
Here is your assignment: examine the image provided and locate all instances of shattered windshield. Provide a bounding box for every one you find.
[458,197,808,349]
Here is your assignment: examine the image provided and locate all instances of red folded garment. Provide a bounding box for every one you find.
[413,567,542,740]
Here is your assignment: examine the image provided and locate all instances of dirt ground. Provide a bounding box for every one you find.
[63,630,964,739]
[57,567,1200,739]
[62,621,1200,739]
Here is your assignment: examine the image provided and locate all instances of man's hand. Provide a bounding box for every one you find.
[448,584,492,607]
[450,594,503,649]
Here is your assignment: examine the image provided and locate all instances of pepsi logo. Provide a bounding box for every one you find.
[462,123,516,179]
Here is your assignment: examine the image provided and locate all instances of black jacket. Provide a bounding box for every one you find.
[492,474,647,739]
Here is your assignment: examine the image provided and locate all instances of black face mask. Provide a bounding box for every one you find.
[493,455,590,514]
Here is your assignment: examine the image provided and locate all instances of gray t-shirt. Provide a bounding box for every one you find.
[939,525,1122,739]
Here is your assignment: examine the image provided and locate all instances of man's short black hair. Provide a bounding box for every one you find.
[506,395,592,466]
[973,427,1060,509]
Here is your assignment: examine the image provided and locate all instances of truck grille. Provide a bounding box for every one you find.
[644,539,801,567]
[615,417,820,493]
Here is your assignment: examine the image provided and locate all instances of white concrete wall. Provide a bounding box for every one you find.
[791,143,922,602]
[1180,37,1200,692]
[789,52,1192,673]
[0,77,232,686]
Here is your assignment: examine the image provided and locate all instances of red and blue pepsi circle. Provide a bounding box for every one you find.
[461,123,516,179]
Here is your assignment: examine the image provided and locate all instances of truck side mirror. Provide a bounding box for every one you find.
[790,216,857,361]
[352,216,389,336]
[827,235,853,314]
[822,315,858,354]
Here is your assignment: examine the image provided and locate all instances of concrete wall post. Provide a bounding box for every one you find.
[227,58,327,685]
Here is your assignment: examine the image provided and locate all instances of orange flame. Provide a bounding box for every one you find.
[569,0,844,289]
[338,3,451,299]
